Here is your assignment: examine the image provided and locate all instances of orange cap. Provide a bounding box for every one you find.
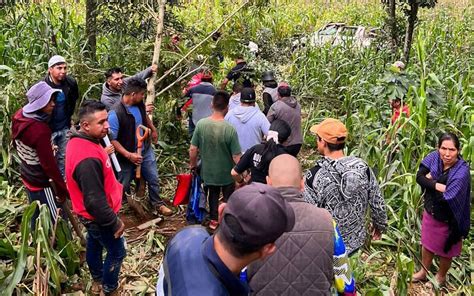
[310,118,347,144]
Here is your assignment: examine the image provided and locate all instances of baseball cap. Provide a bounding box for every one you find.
[23,81,61,113]
[240,87,256,103]
[310,118,347,144]
[48,55,66,68]
[219,183,295,248]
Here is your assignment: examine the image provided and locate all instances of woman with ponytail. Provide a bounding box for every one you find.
[231,119,291,184]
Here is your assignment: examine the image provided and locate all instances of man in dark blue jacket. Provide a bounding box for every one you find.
[156,182,295,296]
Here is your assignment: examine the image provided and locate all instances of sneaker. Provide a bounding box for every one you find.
[158,205,173,216]
[209,220,219,230]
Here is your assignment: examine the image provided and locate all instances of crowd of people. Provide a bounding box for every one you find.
[11,55,471,295]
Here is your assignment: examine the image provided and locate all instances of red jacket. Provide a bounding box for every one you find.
[65,132,123,231]
[11,109,67,199]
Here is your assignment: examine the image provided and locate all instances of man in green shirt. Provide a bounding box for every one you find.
[189,91,241,230]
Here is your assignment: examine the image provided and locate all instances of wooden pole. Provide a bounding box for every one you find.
[146,0,166,108]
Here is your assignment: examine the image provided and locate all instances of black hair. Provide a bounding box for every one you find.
[78,100,106,121]
[257,120,291,171]
[105,67,123,79]
[438,132,460,150]
[277,86,292,97]
[212,91,230,111]
[263,80,278,88]
[123,78,147,95]
[318,135,346,151]
[201,71,213,83]
[232,83,243,93]
[216,216,265,258]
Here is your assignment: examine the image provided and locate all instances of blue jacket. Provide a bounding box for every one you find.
[159,226,249,296]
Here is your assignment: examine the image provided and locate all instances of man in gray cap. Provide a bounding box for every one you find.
[225,87,270,153]
[12,81,68,227]
[44,55,79,176]
[156,182,295,296]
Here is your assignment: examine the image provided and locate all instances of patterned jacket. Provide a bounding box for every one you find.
[303,156,387,254]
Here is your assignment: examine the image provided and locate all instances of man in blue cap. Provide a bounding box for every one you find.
[44,55,80,176]
[12,81,68,226]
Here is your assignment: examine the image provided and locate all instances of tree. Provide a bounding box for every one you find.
[85,0,98,61]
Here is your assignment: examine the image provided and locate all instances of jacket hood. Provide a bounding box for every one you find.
[102,82,121,98]
[281,96,298,108]
[12,109,37,140]
[231,105,260,123]
[277,186,305,203]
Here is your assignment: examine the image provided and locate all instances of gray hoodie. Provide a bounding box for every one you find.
[225,105,270,152]
[100,67,153,110]
[267,96,302,146]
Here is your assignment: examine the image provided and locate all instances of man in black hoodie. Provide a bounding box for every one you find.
[12,81,68,227]
[44,55,80,176]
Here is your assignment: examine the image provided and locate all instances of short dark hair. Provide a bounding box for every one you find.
[216,217,264,258]
[123,78,147,95]
[318,135,345,151]
[438,132,460,150]
[232,83,243,93]
[78,100,106,121]
[278,86,291,97]
[105,67,123,79]
[212,91,230,111]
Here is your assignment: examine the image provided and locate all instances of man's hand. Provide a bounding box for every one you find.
[151,129,158,144]
[146,103,155,113]
[371,228,382,241]
[128,153,143,165]
[435,183,446,193]
[114,219,125,238]
[104,145,115,155]
[151,64,158,73]
[425,172,432,179]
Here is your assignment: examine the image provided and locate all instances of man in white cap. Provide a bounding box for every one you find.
[12,81,68,228]
[44,55,80,176]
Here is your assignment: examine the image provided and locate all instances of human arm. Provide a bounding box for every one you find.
[416,164,437,190]
[103,144,115,155]
[189,144,199,170]
[145,114,158,144]
[108,110,142,164]
[333,222,356,296]
[302,166,324,206]
[367,167,388,234]
[220,78,229,90]
[262,93,273,115]
[67,76,80,117]
[73,158,123,233]
[35,128,68,201]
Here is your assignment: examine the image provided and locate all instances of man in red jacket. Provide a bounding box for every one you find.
[12,81,67,228]
[65,100,125,296]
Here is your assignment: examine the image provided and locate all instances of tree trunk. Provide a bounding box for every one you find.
[146,0,166,110]
[403,1,418,64]
[85,0,97,61]
[388,0,397,52]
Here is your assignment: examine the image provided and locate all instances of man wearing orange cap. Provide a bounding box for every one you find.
[303,118,387,255]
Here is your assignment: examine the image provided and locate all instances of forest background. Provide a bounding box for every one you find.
[0,0,472,295]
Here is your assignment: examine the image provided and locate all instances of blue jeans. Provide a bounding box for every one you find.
[85,223,126,293]
[118,147,163,207]
[51,128,69,177]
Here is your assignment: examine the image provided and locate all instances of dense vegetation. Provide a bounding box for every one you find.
[0,0,472,294]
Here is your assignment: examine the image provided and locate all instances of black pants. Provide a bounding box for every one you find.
[285,144,302,157]
[204,183,235,220]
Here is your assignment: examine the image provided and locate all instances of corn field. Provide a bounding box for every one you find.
[0,0,472,295]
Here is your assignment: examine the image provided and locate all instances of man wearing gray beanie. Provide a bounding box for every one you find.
[44,55,79,176]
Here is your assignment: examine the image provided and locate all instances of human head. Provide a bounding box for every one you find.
[232,83,243,94]
[78,100,109,139]
[122,78,147,104]
[240,87,256,104]
[310,118,347,153]
[267,154,303,190]
[212,90,230,113]
[277,82,291,98]
[390,97,401,109]
[262,71,276,83]
[201,70,213,83]
[393,61,405,71]
[437,132,460,167]
[105,67,124,92]
[48,55,67,83]
[24,81,61,115]
[267,119,291,144]
[216,182,295,259]
[235,56,245,64]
